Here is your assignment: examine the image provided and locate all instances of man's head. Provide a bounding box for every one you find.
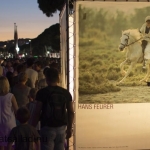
[42,59,49,68]
[34,61,42,71]
[16,107,30,124]
[18,72,28,83]
[15,58,20,64]
[17,64,26,73]
[26,58,34,68]
[50,62,59,70]
[145,16,150,28]
[45,68,59,85]
[43,67,49,76]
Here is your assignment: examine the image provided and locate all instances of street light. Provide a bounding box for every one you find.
[29,40,32,56]
[3,45,6,58]
[47,51,50,57]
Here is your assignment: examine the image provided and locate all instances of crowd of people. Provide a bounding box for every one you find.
[0,57,74,150]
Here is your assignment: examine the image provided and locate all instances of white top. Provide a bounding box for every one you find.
[140,23,150,42]
[0,93,16,146]
[25,68,38,88]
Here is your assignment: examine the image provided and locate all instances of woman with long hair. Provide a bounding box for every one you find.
[0,76,18,150]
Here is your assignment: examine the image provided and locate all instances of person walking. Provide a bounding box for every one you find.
[12,72,31,107]
[25,58,38,88]
[0,76,18,150]
[32,68,74,150]
[7,107,40,150]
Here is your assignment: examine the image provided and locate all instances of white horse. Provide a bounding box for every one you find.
[118,29,150,83]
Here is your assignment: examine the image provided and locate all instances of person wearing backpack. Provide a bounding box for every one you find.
[32,68,74,150]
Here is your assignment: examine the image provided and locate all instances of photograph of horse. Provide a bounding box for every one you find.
[78,2,150,104]
[118,29,150,83]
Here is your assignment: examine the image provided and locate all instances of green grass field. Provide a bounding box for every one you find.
[79,33,147,96]
[78,5,150,103]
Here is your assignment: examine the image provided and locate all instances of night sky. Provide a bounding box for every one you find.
[0,0,59,41]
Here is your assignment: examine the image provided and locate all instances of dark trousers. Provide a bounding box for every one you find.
[142,40,148,67]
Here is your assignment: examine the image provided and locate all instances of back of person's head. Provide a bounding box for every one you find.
[13,63,19,70]
[15,58,20,63]
[50,62,59,70]
[16,107,30,124]
[34,60,42,67]
[6,61,12,67]
[0,76,10,94]
[43,59,49,67]
[26,58,34,67]
[29,88,38,100]
[43,67,49,76]
[18,72,28,83]
[17,64,25,73]
[45,68,59,83]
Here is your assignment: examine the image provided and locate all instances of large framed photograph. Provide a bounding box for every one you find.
[78,1,150,104]
[75,1,150,150]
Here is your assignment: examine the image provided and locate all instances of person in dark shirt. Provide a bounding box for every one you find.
[26,88,40,132]
[32,68,74,150]
[7,107,40,150]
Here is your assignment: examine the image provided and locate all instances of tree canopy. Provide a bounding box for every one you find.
[32,23,60,51]
[17,23,60,56]
[37,0,74,17]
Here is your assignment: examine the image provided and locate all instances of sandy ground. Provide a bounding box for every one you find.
[79,83,150,103]
[75,82,150,150]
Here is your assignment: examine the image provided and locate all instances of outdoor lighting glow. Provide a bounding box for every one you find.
[16,47,19,53]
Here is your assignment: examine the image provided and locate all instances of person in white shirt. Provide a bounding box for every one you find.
[34,60,44,82]
[139,16,150,68]
[25,58,38,88]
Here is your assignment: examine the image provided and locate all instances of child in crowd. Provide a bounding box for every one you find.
[7,107,40,150]
[26,88,40,132]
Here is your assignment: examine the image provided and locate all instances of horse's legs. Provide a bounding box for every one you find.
[140,59,150,82]
[119,61,136,83]
[120,59,128,75]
